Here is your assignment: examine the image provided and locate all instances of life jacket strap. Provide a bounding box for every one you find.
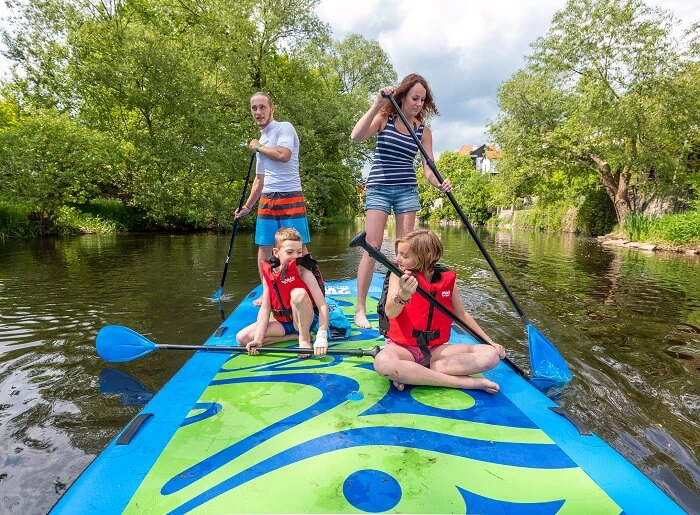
[412,330,437,368]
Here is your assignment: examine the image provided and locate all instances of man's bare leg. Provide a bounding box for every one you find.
[253,245,273,306]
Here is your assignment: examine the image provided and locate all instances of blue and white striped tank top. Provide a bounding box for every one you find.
[366,116,424,187]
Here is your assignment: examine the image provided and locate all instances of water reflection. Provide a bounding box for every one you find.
[0,225,698,512]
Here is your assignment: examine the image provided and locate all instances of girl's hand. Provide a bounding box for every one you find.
[438,177,452,193]
[398,272,418,298]
[490,342,506,359]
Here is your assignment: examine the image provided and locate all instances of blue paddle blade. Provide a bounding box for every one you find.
[527,323,573,386]
[96,325,158,362]
[211,287,223,301]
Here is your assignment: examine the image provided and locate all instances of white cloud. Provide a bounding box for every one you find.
[317,0,700,154]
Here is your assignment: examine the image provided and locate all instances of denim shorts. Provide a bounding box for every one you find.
[365,185,420,215]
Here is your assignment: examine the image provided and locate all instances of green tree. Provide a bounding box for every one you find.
[418,151,492,225]
[0,110,119,233]
[490,0,700,223]
[1,0,395,230]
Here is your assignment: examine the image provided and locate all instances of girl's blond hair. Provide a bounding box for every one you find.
[395,229,443,274]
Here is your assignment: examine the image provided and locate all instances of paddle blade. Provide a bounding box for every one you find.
[527,324,573,387]
[211,287,223,301]
[96,325,158,363]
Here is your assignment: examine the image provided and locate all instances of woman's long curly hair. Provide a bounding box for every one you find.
[381,73,439,123]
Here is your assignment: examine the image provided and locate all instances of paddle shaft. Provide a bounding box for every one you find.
[384,93,528,325]
[216,153,256,294]
[350,232,528,379]
[157,343,380,358]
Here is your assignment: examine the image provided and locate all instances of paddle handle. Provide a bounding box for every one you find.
[349,231,528,379]
[158,343,380,358]
[215,152,257,295]
[383,92,528,325]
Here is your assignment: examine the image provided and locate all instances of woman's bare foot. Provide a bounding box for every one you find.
[392,381,405,391]
[253,296,263,306]
[354,310,372,329]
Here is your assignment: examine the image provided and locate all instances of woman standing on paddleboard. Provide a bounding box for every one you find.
[350,73,452,329]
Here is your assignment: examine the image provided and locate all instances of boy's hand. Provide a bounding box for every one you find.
[313,329,328,357]
[398,272,418,298]
[246,340,262,355]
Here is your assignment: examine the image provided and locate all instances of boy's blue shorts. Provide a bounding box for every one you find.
[280,313,319,335]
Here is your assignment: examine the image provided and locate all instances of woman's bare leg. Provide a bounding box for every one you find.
[395,210,417,238]
[354,209,389,329]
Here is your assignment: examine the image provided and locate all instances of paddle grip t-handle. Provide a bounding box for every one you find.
[349,231,528,379]
[382,92,529,326]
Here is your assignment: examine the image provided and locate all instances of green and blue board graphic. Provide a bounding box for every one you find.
[52,275,682,513]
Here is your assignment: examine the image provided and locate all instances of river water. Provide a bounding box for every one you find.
[1,223,698,513]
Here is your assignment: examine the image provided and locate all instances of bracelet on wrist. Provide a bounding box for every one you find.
[393,293,410,306]
[255,145,262,153]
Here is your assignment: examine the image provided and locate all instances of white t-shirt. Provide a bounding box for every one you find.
[257,120,302,193]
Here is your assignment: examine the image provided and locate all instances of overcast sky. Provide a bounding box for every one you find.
[316,0,699,155]
[1,0,697,155]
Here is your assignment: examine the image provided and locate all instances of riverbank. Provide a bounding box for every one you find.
[597,233,700,255]
[490,203,700,255]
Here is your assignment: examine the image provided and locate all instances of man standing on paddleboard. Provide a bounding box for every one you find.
[235,92,312,305]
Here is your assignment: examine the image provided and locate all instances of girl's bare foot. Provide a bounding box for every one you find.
[392,381,405,391]
[460,377,499,394]
[253,296,263,306]
[354,310,371,329]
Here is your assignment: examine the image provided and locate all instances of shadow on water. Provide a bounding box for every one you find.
[0,224,698,512]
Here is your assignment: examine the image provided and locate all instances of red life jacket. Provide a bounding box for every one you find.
[381,266,456,362]
[261,255,324,323]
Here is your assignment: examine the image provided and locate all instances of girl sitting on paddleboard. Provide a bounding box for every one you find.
[374,229,505,392]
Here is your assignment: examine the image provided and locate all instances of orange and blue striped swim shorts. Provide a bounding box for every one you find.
[254,191,311,245]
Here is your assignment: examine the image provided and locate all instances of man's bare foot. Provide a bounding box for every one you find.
[392,381,405,391]
[252,296,263,306]
[354,311,371,329]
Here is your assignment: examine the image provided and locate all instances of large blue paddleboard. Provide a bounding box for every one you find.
[52,274,682,513]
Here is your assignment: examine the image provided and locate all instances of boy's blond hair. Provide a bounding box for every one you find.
[395,229,443,274]
[274,227,303,248]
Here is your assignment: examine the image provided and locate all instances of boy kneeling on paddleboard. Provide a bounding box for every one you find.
[236,227,329,358]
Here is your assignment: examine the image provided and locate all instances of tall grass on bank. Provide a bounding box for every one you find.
[621,211,700,246]
[56,206,123,235]
[622,213,657,242]
[0,202,36,239]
